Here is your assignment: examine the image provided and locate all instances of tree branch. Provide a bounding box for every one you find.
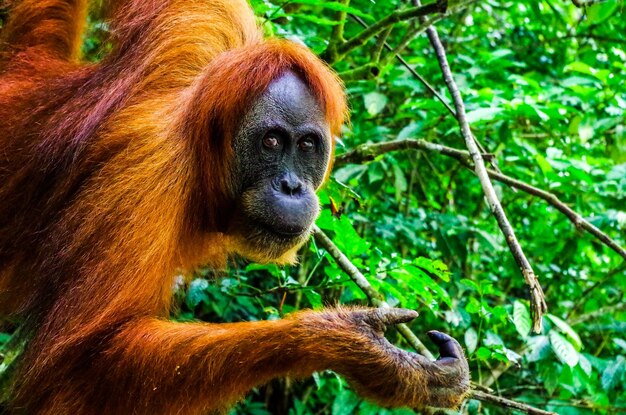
[312,226,556,415]
[326,0,447,62]
[471,390,557,415]
[412,1,546,331]
[371,26,392,63]
[338,64,381,82]
[349,13,454,115]
[324,0,351,64]
[334,138,626,262]
[570,301,626,326]
[347,11,503,175]
[336,139,470,166]
[312,225,435,359]
[485,170,626,261]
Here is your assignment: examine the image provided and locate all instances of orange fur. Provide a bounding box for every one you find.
[0,0,348,413]
[0,1,470,414]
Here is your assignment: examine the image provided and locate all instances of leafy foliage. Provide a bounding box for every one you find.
[238,1,626,413]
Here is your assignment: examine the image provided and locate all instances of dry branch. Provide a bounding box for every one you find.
[346,12,503,174]
[334,138,626,262]
[570,302,626,326]
[472,390,557,415]
[312,225,435,359]
[334,0,447,59]
[486,170,626,261]
[412,3,546,332]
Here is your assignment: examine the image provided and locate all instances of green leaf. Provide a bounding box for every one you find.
[405,265,451,306]
[549,331,579,368]
[185,278,209,309]
[397,122,422,140]
[534,153,553,174]
[526,336,551,362]
[460,278,479,291]
[586,0,619,24]
[579,354,593,377]
[614,338,626,352]
[413,257,450,282]
[546,314,582,351]
[392,163,407,202]
[601,356,625,391]
[564,61,597,77]
[465,297,482,314]
[512,301,531,338]
[316,211,369,257]
[367,162,386,184]
[291,0,373,19]
[363,92,388,116]
[492,350,509,363]
[379,279,408,306]
[465,107,503,123]
[304,290,323,310]
[332,389,359,415]
[389,265,450,307]
[476,347,491,361]
[465,327,479,354]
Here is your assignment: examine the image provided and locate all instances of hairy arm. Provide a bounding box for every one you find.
[23,308,468,415]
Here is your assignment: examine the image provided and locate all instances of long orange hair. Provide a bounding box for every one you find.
[0,1,347,413]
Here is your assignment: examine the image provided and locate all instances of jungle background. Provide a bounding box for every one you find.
[1,0,625,414]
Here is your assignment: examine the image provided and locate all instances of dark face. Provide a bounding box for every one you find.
[229,71,331,262]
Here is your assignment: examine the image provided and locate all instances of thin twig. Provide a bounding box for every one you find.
[485,170,626,261]
[471,390,557,415]
[371,26,392,63]
[335,139,471,166]
[329,0,448,61]
[567,263,626,317]
[324,0,351,64]
[347,12,502,174]
[312,226,556,415]
[375,19,455,116]
[570,302,626,326]
[412,0,547,331]
[334,138,626,262]
[312,225,435,359]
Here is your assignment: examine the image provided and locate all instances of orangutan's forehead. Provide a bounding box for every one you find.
[257,70,327,129]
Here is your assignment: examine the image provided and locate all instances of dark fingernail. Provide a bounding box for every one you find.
[428,331,463,358]
[427,330,451,344]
